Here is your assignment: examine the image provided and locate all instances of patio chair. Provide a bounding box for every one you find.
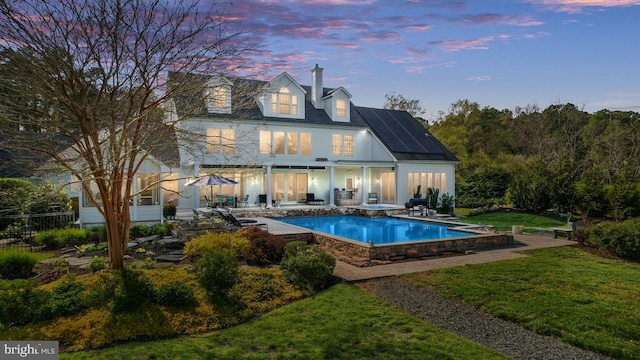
[237,194,249,207]
[217,195,226,207]
[204,195,215,208]
[227,195,235,207]
[367,192,378,204]
[404,202,421,216]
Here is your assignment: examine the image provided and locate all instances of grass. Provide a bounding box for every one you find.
[405,246,640,359]
[0,249,55,263]
[459,211,566,232]
[62,283,507,360]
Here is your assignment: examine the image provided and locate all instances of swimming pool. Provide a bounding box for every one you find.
[278,215,473,245]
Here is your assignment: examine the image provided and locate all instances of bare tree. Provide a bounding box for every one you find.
[0,0,252,269]
[383,92,427,122]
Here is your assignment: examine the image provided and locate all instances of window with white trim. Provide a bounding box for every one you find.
[332,134,354,157]
[207,128,235,154]
[336,99,347,117]
[205,86,230,113]
[271,87,298,115]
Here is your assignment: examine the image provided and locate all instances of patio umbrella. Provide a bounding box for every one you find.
[185,173,238,200]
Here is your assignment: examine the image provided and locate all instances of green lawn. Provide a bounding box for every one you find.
[62,283,507,360]
[459,211,566,232]
[405,246,640,359]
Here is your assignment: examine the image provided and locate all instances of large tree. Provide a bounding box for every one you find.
[0,0,250,269]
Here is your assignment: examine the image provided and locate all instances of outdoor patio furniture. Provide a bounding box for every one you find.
[217,195,226,207]
[367,192,378,204]
[404,202,421,216]
[259,194,267,207]
[237,194,249,207]
[227,195,235,207]
[306,193,324,205]
[219,212,268,231]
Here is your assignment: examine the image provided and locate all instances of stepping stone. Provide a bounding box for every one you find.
[127,241,139,248]
[135,235,159,244]
[168,249,184,255]
[154,254,187,262]
[156,239,185,249]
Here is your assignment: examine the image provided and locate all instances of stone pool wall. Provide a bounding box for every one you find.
[313,232,512,261]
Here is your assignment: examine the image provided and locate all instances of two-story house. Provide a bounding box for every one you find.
[71,65,458,225]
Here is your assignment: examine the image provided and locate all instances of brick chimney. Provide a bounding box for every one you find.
[311,64,323,109]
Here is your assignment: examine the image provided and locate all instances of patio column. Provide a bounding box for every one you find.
[329,166,336,207]
[266,165,272,208]
[361,166,368,205]
[193,165,201,209]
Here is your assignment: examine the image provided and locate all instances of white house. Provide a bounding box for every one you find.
[71,65,458,225]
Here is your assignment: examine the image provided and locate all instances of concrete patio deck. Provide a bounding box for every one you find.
[333,234,575,281]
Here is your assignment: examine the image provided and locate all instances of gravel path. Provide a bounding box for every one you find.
[357,277,611,360]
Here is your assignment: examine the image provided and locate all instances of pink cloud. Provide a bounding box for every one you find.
[359,31,402,42]
[524,0,640,13]
[431,36,495,52]
[402,24,434,31]
[406,65,424,73]
[463,14,544,26]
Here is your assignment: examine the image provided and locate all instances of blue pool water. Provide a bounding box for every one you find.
[278,215,472,245]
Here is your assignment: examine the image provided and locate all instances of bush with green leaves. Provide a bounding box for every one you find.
[240,227,287,266]
[438,193,455,214]
[48,280,86,317]
[88,256,108,273]
[185,231,250,259]
[587,218,640,261]
[0,279,51,326]
[154,282,196,308]
[35,228,87,248]
[111,269,156,314]
[281,241,336,292]
[0,250,38,279]
[194,248,239,302]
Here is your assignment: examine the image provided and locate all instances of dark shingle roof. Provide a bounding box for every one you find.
[355,107,458,162]
[170,72,367,128]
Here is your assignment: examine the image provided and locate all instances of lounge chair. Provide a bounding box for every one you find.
[219,211,268,231]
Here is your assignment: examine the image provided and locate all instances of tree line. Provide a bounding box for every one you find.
[424,99,640,220]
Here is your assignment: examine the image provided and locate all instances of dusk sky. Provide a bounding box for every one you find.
[224,0,640,120]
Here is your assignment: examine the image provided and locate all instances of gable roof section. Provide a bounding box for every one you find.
[355,107,458,162]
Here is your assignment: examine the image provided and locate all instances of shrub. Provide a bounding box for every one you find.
[141,257,156,270]
[49,280,86,317]
[151,222,173,236]
[240,227,286,266]
[438,193,455,214]
[35,229,61,249]
[129,224,151,239]
[280,241,336,292]
[194,249,239,302]
[88,256,108,273]
[230,268,303,316]
[155,282,196,307]
[0,251,38,279]
[0,279,51,325]
[111,269,156,314]
[185,231,250,258]
[86,225,106,244]
[35,228,87,248]
[587,218,640,261]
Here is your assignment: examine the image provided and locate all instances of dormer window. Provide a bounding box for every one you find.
[271,87,298,115]
[205,77,232,114]
[212,87,227,108]
[336,99,347,117]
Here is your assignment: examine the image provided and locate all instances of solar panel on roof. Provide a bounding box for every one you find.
[357,107,446,156]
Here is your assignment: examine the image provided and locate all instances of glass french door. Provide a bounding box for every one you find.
[271,173,308,202]
[381,172,395,203]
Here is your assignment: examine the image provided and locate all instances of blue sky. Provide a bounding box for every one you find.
[224,0,640,120]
